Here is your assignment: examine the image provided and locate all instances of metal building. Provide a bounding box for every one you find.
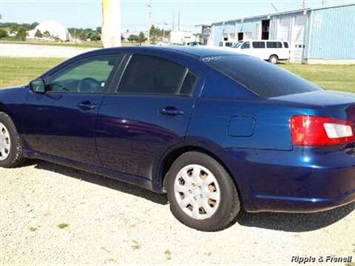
[209,3,355,63]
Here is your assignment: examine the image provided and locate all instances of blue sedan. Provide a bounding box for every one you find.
[0,46,354,231]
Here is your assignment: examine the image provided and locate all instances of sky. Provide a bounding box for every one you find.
[0,0,353,33]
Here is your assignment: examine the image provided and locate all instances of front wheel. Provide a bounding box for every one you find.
[269,55,278,64]
[166,152,241,231]
[0,112,25,168]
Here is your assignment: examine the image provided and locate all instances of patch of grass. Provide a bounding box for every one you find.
[105,258,117,263]
[0,40,103,48]
[164,249,172,260]
[0,57,65,88]
[29,226,38,232]
[280,64,355,93]
[57,223,69,229]
[131,240,141,250]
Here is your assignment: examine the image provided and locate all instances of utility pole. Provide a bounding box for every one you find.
[172,11,175,31]
[178,10,180,31]
[270,2,279,12]
[147,0,152,44]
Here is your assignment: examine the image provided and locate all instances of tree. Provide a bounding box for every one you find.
[137,32,147,45]
[127,34,138,44]
[0,29,8,39]
[43,31,50,38]
[30,22,39,29]
[35,29,43,38]
[16,27,27,41]
[90,31,101,41]
[78,31,86,41]
[10,26,18,34]
[149,25,164,44]
[193,33,202,43]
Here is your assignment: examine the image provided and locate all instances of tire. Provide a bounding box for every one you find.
[166,151,241,231]
[269,55,278,64]
[0,112,26,168]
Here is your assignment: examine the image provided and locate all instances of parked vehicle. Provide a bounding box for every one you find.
[0,46,354,231]
[218,41,236,47]
[185,41,203,46]
[232,40,290,63]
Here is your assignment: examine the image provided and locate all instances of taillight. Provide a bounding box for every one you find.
[290,115,355,146]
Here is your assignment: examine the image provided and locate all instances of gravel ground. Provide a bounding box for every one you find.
[0,161,354,266]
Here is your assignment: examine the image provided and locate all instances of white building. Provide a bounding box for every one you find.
[209,2,355,64]
[27,20,72,42]
[170,31,194,45]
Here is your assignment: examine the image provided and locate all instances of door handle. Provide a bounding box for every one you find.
[159,106,184,116]
[77,101,96,111]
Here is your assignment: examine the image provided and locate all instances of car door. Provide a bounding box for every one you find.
[21,53,120,165]
[96,53,200,180]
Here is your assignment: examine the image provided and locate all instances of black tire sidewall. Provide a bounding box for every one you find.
[166,151,240,231]
[0,112,24,168]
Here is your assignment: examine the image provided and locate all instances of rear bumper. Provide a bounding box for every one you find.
[222,146,355,213]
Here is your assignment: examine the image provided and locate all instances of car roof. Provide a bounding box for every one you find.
[100,45,242,60]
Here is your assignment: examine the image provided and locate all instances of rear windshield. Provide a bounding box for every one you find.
[203,55,322,98]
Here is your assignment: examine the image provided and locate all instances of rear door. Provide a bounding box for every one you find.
[96,53,200,180]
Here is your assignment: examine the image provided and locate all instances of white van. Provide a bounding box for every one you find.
[232,40,290,64]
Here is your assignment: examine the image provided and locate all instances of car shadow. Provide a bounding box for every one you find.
[236,202,355,232]
[30,160,354,232]
[32,160,168,205]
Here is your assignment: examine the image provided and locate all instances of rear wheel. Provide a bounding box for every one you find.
[269,55,278,64]
[0,112,25,168]
[166,151,240,231]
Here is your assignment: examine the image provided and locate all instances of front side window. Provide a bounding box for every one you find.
[47,55,118,94]
[242,41,250,49]
[118,54,195,95]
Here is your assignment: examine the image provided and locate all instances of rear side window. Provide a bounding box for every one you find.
[252,42,265,48]
[283,42,289,48]
[118,54,194,95]
[267,41,282,48]
[203,55,322,98]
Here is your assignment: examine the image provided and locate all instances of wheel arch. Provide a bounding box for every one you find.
[269,54,278,63]
[158,145,243,207]
[0,102,14,116]
[0,103,21,132]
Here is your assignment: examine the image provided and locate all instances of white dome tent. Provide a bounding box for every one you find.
[27,20,72,42]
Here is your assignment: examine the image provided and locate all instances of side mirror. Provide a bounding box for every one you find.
[30,79,46,93]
